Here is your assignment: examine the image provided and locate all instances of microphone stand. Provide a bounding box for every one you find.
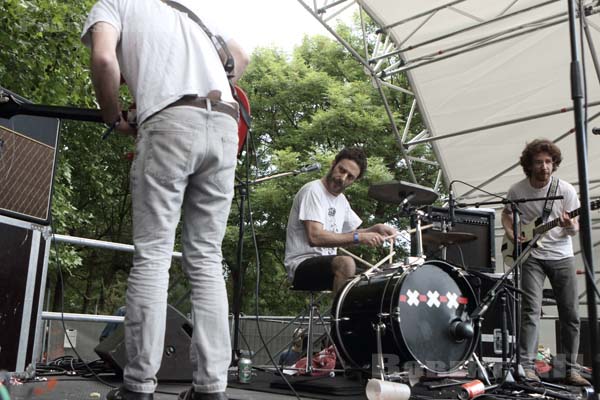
[567,0,600,393]
[230,164,321,363]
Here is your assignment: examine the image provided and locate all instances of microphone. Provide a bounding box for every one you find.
[449,319,474,342]
[295,163,321,175]
[448,183,455,228]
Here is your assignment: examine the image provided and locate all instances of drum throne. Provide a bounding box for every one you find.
[290,277,336,374]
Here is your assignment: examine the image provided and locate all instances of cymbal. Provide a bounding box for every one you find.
[368,180,439,206]
[422,230,477,246]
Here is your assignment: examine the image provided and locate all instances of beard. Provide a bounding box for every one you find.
[532,169,551,184]
[325,170,345,195]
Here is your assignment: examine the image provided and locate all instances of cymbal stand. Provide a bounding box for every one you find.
[412,209,426,259]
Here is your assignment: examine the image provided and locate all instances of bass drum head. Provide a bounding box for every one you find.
[332,260,478,373]
[391,260,478,372]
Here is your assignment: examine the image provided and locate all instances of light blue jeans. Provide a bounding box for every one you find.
[123,105,237,394]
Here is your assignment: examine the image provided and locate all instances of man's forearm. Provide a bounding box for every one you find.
[307,229,355,248]
[501,211,513,234]
[91,53,121,123]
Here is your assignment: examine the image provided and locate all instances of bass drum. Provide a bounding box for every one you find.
[332,260,479,373]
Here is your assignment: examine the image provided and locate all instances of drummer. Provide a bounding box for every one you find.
[284,147,397,293]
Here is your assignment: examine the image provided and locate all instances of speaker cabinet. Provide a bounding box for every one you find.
[0,215,51,372]
[0,88,60,224]
[466,272,516,363]
[95,304,194,382]
[413,206,496,273]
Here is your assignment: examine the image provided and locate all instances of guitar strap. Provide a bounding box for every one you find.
[541,177,559,223]
[160,0,234,75]
[160,0,252,129]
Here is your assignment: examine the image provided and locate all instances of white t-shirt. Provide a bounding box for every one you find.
[505,177,579,260]
[284,180,362,280]
[81,0,235,124]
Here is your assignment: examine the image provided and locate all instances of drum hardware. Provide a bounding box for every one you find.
[404,256,426,267]
[470,352,491,385]
[374,321,387,381]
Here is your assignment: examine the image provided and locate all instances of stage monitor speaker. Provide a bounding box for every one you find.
[412,206,496,273]
[0,215,51,373]
[95,304,193,382]
[465,272,516,363]
[0,87,60,224]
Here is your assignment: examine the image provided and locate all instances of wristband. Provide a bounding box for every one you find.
[353,231,359,244]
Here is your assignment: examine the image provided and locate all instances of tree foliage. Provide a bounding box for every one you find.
[1,3,436,317]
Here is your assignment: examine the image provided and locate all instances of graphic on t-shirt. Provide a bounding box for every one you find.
[327,207,338,233]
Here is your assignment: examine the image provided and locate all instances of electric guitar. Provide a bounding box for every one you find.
[0,86,250,156]
[501,199,600,266]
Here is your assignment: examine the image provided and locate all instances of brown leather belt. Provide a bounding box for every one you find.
[167,96,239,121]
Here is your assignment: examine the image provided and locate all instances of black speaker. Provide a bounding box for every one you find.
[95,304,193,382]
[466,272,516,362]
[0,87,60,224]
[0,215,51,372]
[412,206,496,273]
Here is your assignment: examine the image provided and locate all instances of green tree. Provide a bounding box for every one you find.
[1,4,437,319]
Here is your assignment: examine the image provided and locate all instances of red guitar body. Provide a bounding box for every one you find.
[233,85,250,156]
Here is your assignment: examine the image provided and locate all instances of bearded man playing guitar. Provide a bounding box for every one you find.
[501,139,589,386]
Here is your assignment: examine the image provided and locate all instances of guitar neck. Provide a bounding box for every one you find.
[533,199,600,235]
[534,208,580,235]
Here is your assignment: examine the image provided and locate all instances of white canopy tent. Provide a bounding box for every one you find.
[298,0,600,363]
[298,0,600,268]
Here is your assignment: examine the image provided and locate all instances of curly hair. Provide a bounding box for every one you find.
[333,147,368,179]
[519,139,562,177]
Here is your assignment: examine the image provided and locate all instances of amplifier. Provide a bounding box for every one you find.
[0,87,60,224]
[412,206,496,273]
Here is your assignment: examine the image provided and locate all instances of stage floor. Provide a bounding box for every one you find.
[5,368,589,400]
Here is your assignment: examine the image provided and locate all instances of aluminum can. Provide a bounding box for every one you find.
[238,357,252,384]
[458,379,485,400]
[581,386,594,400]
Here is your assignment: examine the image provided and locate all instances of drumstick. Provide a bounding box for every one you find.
[373,251,396,269]
[383,224,434,241]
[338,247,375,268]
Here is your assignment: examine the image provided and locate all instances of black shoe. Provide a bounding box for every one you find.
[106,386,154,400]
[178,388,228,400]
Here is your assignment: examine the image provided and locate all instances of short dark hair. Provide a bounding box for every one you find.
[333,147,367,179]
[519,139,562,177]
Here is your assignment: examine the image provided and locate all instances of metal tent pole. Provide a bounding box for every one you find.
[567,0,600,393]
